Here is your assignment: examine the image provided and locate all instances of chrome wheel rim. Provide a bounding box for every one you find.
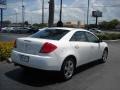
[64,60,74,79]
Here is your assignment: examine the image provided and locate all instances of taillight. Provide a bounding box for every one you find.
[14,40,17,48]
[40,42,57,53]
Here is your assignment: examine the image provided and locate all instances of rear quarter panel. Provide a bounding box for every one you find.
[54,41,79,68]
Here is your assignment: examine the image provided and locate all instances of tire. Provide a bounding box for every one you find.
[100,49,108,63]
[61,57,75,80]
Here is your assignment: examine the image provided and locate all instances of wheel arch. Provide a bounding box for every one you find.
[104,47,108,52]
[62,55,77,69]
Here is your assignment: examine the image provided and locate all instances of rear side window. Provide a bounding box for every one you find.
[70,31,87,42]
[31,29,69,40]
[85,32,99,43]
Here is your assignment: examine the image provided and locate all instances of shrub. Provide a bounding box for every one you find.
[0,41,14,61]
[97,33,120,40]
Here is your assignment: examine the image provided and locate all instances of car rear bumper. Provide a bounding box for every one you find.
[11,50,61,71]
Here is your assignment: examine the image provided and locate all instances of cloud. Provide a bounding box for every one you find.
[69,0,120,23]
[4,0,120,24]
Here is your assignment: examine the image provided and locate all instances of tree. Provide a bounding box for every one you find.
[108,19,119,29]
[99,19,120,30]
[24,21,29,26]
[2,20,11,27]
[99,21,108,29]
[32,23,47,29]
[48,0,54,27]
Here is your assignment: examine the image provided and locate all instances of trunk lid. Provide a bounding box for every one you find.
[16,37,57,55]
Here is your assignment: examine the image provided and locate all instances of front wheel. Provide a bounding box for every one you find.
[61,58,75,80]
[101,49,108,63]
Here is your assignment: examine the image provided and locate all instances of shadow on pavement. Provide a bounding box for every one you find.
[5,68,64,87]
[5,60,102,87]
[75,60,102,74]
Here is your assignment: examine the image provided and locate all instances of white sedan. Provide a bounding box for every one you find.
[11,27,108,80]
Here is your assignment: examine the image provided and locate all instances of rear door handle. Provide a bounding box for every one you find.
[24,40,31,42]
[91,46,94,48]
[75,45,79,49]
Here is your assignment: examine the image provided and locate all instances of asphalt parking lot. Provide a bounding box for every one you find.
[0,33,29,41]
[0,34,120,90]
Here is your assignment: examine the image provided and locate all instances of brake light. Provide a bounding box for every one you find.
[14,40,17,48]
[40,42,57,53]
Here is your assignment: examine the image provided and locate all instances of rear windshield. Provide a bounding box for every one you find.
[31,29,69,40]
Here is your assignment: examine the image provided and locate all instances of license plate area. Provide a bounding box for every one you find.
[20,55,29,62]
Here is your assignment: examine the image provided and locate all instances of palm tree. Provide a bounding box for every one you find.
[48,0,54,27]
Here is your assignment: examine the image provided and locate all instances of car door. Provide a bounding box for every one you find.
[69,31,92,66]
[85,32,101,62]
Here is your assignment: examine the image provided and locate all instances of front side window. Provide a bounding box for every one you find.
[31,29,69,40]
[70,31,87,42]
[85,32,99,43]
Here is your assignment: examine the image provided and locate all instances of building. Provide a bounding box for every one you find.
[63,21,85,28]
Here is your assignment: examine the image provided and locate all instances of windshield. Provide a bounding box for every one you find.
[31,29,69,40]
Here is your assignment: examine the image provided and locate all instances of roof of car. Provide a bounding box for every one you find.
[46,27,89,32]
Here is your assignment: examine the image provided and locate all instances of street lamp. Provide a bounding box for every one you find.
[22,0,25,28]
[42,0,44,24]
[1,9,3,30]
[57,0,63,27]
[15,10,18,27]
[87,0,90,29]
[59,0,62,21]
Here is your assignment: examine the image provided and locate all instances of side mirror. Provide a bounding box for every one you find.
[98,39,102,43]
[95,39,102,43]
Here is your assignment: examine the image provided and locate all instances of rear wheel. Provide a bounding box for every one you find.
[101,49,108,63]
[61,57,75,80]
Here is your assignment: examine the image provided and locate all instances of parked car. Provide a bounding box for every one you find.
[9,27,18,33]
[1,27,10,32]
[89,28,103,34]
[27,28,39,34]
[16,27,30,33]
[0,27,8,32]
[11,27,108,80]
[1,27,15,33]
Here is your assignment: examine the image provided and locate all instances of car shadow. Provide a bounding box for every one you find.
[5,60,102,87]
[75,60,102,74]
[5,68,64,87]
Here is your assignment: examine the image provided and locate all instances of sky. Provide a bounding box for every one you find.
[2,0,120,24]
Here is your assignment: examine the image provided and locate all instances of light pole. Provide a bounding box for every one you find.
[1,9,3,30]
[22,0,25,28]
[60,0,62,21]
[87,0,90,29]
[42,0,44,24]
[15,11,18,27]
[57,0,63,27]
[31,16,32,25]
